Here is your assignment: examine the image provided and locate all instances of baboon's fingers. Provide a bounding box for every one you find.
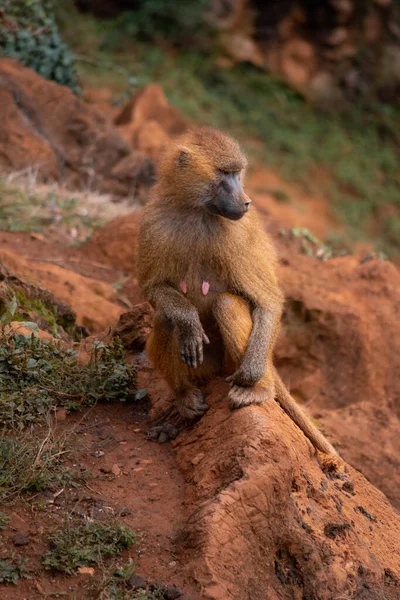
[180,343,190,366]
[196,337,204,366]
[189,340,198,369]
[202,332,210,345]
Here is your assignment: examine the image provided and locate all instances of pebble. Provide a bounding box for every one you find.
[133,467,145,473]
[92,450,105,458]
[13,533,30,546]
[148,423,179,443]
[164,585,182,599]
[191,453,205,466]
[128,574,147,590]
[117,507,132,517]
[78,566,95,576]
[111,464,122,476]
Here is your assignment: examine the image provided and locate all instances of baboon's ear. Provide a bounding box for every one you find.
[177,147,191,167]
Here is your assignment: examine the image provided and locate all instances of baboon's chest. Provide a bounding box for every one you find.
[177,262,227,315]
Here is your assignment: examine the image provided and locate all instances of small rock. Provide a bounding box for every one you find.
[117,507,132,517]
[168,561,177,568]
[148,425,163,441]
[78,566,95,576]
[165,585,182,599]
[342,481,355,493]
[142,459,153,464]
[163,423,178,440]
[148,423,179,443]
[35,582,45,594]
[92,450,105,458]
[149,482,158,488]
[30,232,45,242]
[128,574,147,590]
[111,464,121,476]
[13,533,30,546]
[55,408,67,421]
[133,467,145,473]
[134,428,141,433]
[191,453,205,466]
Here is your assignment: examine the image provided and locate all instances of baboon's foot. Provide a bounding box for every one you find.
[229,384,273,410]
[176,388,209,419]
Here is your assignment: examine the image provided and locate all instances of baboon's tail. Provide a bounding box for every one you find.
[274,368,338,456]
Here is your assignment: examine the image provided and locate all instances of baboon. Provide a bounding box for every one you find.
[138,126,337,455]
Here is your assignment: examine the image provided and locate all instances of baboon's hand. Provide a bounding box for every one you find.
[178,318,210,369]
[226,360,265,387]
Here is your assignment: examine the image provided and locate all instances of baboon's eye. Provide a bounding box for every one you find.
[218,169,240,177]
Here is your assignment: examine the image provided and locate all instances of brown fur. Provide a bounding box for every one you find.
[138,126,337,455]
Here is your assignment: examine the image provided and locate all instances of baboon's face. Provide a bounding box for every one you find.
[205,169,251,221]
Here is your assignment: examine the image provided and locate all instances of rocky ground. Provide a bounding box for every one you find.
[0,58,400,599]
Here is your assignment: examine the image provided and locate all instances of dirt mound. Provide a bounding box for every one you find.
[85,211,141,274]
[146,373,400,600]
[115,84,187,159]
[275,254,400,507]
[0,249,123,332]
[0,59,154,199]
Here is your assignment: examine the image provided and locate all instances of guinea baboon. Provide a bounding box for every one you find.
[138,126,337,455]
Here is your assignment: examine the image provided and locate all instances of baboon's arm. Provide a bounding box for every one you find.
[226,250,284,388]
[226,304,280,387]
[146,283,209,369]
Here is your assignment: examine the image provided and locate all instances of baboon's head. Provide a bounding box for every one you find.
[158,127,250,221]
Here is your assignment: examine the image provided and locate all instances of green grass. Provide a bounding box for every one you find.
[0,175,125,243]
[54,6,400,258]
[0,430,82,502]
[0,556,28,584]
[43,520,136,575]
[99,561,168,600]
[0,326,137,430]
[0,318,136,502]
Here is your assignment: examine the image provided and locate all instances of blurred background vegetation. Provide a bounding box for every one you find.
[0,0,399,257]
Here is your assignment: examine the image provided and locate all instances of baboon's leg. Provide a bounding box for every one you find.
[213,293,276,409]
[146,320,215,418]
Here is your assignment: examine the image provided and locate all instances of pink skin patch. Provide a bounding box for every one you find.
[202,281,210,296]
[179,280,187,294]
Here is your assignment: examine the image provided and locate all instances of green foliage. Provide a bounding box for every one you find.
[0,328,137,429]
[88,0,211,51]
[0,556,28,584]
[0,431,80,501]
[384,217,400,250]
[0,0,80,92]
[0,175,132,245]
[43,521,136,574]
[101,562,167,600]
[279,227,347,261]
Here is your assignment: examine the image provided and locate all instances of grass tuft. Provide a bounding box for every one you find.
[43,520,136,575]
[0,556,28,584]
[0,328,136,430]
